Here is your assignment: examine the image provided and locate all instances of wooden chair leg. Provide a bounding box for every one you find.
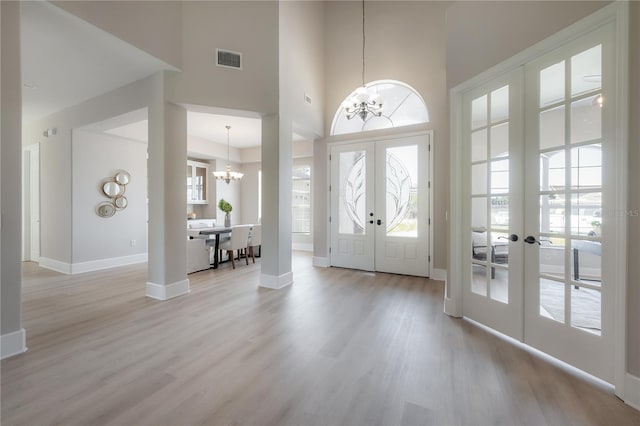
[245,247,249,265]
[228,250,235,269]
[250,246,255,263]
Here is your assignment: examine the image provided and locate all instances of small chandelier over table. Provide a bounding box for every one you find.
[342,0,383,121]
[213,125,243,184]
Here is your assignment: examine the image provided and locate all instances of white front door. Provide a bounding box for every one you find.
[460,22,616,382]
[330,133,430,277]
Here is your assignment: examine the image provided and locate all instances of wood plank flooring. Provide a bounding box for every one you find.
[2,252,639,426]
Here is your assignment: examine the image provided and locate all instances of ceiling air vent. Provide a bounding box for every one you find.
[216,49,242,70]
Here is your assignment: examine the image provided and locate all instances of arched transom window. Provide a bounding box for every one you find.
[331,80,429,136]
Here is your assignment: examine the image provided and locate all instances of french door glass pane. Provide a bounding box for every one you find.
[490,159,509,194]
[490,266,509,304]
[540,194,565,234]
[571,144,602,189]
[491,196,509,230]
[472,163,487,195]
[540,60,565,108]
[570,192,602,236]
[571,286,601,335]
[540,237,565,279]
[471,95,488,129]
[570,239,602,284]
[571,95,602,144]
[540,106,565,150]
[471,197,487,229]
[540,149,566,191]
[386,145,418,237]
[339,151,366,235]
[571,45,602,97]
[490,123,509,158]
[540,278,565,323]
[491,86,509,123]
[472,263,488,296]
[471,129,488,162]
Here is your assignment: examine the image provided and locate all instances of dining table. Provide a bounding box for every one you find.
[196,227,232,269]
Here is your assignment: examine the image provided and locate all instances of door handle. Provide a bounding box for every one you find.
[376,219,382,225]
[498,234,519,242]
[524,236,540,245]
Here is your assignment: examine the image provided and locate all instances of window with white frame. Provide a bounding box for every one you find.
[292,165,311,234]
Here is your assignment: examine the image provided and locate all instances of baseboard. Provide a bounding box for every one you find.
[292,243,313,252]
[625,373,640,411]
[1,328,27,359]
[145,279,190,301]
[260,271,293,289]
[430,268,447,281]
[39,257,72,274]
[71,253,147,274]
[312,256,330,267]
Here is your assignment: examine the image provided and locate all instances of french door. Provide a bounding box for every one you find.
[462,22,615,381]
[329,134,430,277]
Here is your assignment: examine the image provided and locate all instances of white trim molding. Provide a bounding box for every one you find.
[625,373,640,411]
[40,254,148,275]
[429,268,447,282]
[312,256,330,268]
[292,243,313,252]
[39,257,72,274]
[145,279,190,301]
[71,253,147,274]
[260,272,293,289]
[1,328,27,359]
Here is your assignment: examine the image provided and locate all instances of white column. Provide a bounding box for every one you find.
[145,72,189,300]
[260,115,293,289]
[1,0,27,358]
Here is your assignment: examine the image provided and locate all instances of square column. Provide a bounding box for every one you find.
[260,115,293,288]
[146,72,189,300]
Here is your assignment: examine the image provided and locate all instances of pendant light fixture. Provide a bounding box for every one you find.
[213,125,243,184]
[342,0,383,121]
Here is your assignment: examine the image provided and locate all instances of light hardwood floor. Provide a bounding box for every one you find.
[2,253,639,426]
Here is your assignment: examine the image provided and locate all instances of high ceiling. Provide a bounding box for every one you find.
[20,1,175,124]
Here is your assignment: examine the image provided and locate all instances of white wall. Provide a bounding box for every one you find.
[240,162,261,226]
[52,0,183,69]
[323,1,449,269]
[23,76,154,267]
[1,0,25,348]
[72,130,147,265]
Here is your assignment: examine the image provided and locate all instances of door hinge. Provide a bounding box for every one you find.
[329,216,332,223]
[428,181,431,189]
[428,218,431,225]
[329,154,332,161]
[329,185,332,192]
[428,144,431,152]
[428,255,431,262]
[329,247,332,253]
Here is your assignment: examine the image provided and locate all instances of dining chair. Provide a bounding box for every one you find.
[218,225,251,269]
[248,224,262,263]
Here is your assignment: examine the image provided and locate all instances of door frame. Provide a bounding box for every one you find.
[447,2,628,397]
[326,128,435,277]
[22,143,40,262]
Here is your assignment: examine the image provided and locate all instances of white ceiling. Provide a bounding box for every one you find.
[98,111,263,148]
[20,1,175,123]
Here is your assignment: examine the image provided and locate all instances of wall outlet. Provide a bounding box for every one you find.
[130,239,136,247]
